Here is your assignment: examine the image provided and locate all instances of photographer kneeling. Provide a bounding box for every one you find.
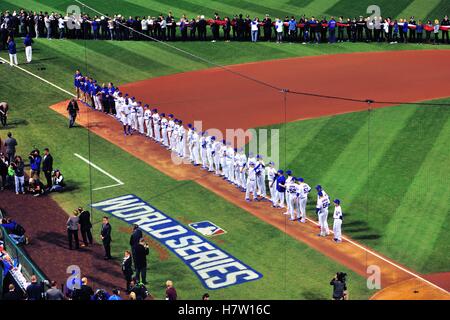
[48,169,65,193]
[330,272,348,300]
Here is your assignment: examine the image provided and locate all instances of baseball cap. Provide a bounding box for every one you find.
[286,170,292,175]
[315,185,322,191]
[297,177,304,182]
[334,199,340,204]
[278,169,284,174]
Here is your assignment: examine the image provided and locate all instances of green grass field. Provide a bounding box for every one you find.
[1,0,449,299]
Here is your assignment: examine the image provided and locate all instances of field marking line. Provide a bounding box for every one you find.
[74,153,124,191]
[0,56,75,97]
[262,195,449,295]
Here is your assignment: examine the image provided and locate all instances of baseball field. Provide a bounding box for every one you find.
[0,0,449,300]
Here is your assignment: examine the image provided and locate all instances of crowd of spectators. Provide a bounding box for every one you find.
[1,9,449,45]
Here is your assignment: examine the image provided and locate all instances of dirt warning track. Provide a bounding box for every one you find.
[50,50,450,299]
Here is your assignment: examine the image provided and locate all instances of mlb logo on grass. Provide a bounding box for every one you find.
[189,221,227,237]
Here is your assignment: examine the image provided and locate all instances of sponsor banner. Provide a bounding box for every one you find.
[91,195,262,290]
[189,221,227,237]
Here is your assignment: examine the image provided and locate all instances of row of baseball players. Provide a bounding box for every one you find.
[109,91,344,243]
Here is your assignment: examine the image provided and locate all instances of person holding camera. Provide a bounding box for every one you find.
[133,238,149,284]
[28,149,41,180]
[330,272,348,300]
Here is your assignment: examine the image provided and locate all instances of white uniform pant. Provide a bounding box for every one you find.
[220,158,226,175]
[154,124,161,141]
[240,170,246,189]
[268,180,276,199]
[138,117,144,134]
[245,179,257,200]
[273,190,285,208]
[201,148,207,167]
[256,175,266,197]
[298,197,307,221]
[234,167,241,186]
[25,46,32,62]
[93,95,102,110]
[9,53,18,66]
[288,194,298,219]
[214,157,220,174]
[130,113,137,130]
[207,150,214,171]
[162,129,168,146]
[188,143,194,161]
[177,139,185,157]
[333,219,342,241]
[226,161,233,181]
[318,209,329,236]
[146,120,153,137]
[193,145,200,165]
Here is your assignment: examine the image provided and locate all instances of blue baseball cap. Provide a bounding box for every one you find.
[278,169,284,174]
[144,104,149,107]
[188,124,193,128]
[256,154,262,159]
[211,136,216,140]
[286,170,292,175]
[268,161,274,165]
[297,177,304,182]
[333,199,340,204]
[152,108,158,112]
[315,185,322,191]
[161,113,165,117]
[168,114,174,118]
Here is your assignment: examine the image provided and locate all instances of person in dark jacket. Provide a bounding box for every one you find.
[67,98,79,128]
[41,148,53,188]
[165,280,177,300]
[133,238,149,284]
[129,224,142,269]
[3,284,23,300]
[330,273,348,300]
[4,132,17,163]
[12,155,25,194]
[78,207,93,247]
[122,250,133,292]
[101,216,112,259]
[72,277,94,300]
[26,275,43,300]
[7,36,18,66]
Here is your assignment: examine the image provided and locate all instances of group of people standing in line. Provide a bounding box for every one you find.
[73,70,345,243]
[2,9,449,44]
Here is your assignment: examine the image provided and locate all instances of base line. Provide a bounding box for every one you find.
[74,153,124,191]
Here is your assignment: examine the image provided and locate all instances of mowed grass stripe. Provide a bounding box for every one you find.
[396,0,442,20]
[327,0,414,18]
[380,108,450,272]
[360,106,449,243]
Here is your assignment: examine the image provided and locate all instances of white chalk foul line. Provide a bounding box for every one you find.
[262,195,449,295]
[0,56,75,97]
[74,153,124,191]
[2,45,447,296]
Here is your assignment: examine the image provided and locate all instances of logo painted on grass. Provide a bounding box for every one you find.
[189,221,227,237]
[91,195,262,290]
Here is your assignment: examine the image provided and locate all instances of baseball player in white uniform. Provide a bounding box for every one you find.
[167,114,175,150]
[206,135,215,172]
[284,170,294,215]
[225,142,235,182]
[121,97,133,135]
[296,177,311,223]
[245,163,258,201]
[237,148,247,190]
[177,120,185,157]
[115,91,125,120]
[129,97,138,132]
[255,155,266,198]
[219,140,227,177]
[152,109,161,142]
[332,199,343,243]
[187,124,194,162]
[191,128,200,166]
[212,137,221,175]
[287,177,301,221]
[266,161,277,200]
[160,113,169,146]
[136,102,145,134]
[171,120,179,152]
[316,191,331,237]
[143,104,152,138]
[200,132,208,169]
